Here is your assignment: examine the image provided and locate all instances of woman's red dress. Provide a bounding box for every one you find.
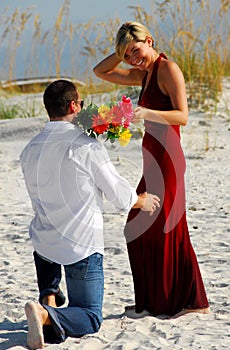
[124,53,209,316]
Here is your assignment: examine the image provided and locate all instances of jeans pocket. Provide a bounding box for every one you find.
[92,253,103,270]
[65,257,89,280]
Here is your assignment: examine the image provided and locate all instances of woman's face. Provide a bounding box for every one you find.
[123,38,153,70]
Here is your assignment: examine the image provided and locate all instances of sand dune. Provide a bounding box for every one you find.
[0,79,229,349]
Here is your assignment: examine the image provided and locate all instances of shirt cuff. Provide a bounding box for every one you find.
[129,187,138,210]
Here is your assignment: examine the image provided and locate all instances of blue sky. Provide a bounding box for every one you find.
[0,0,152,80]
[0,0,151,28]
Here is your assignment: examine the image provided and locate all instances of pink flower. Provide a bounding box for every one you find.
[119,95,133,127]
[110,105,123,126]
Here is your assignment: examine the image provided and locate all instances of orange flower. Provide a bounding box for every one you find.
[92,115,109,135]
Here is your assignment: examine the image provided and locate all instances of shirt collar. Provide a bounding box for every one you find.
[44,121,76,131]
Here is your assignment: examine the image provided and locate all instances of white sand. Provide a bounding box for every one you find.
[0,79,229,349]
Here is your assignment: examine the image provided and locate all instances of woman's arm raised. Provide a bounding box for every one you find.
[93,53,145,86]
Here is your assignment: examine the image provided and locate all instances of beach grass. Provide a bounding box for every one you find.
[0,98,40,119]
[0,0,229,113]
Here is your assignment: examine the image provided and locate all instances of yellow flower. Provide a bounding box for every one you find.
[118,129,132,147]
[109,126,121,134]
[98,105,111,120]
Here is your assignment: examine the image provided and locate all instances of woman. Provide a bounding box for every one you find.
[93,22,210,317]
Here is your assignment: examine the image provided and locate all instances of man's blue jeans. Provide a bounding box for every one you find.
[33,252,104,343]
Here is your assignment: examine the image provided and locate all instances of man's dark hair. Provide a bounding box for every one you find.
[43,79,79,119]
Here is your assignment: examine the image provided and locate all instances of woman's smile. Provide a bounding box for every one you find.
[134,58,144,66]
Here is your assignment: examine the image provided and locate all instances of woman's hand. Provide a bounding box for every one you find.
[132,106,147,124]
[132,106,179,125]
[132,106,154,124]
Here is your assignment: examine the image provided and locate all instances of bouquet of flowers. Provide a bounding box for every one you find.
[77,95,133,147]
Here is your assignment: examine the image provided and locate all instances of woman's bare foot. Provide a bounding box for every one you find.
[173,307,210,319]
[124,305,135,312]
[25,301,50,349]
[124,305,151,319]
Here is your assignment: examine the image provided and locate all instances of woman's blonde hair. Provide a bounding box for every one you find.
[115,22,154,60]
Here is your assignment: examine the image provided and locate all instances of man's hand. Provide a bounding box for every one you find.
[139,192,160,216]
[133,192,160,216]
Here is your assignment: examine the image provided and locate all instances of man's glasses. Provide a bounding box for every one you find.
[76,100,84,109]
[66,99,84,109]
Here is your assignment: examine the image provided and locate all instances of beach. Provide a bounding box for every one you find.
[0,79,229,349]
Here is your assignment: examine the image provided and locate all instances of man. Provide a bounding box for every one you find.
[20,79,160,349]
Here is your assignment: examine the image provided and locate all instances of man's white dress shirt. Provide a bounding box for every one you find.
[20,121,137,264]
